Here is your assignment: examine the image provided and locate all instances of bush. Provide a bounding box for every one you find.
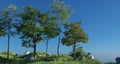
[70,46,87,60]
[0,51,16,58]
[30,51,46,57]
[36,51,46,57]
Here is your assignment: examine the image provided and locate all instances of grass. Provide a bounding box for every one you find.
[0,57,116,64]
[0,52,114,64]
[104,62,116,64]
[0,56,101,64]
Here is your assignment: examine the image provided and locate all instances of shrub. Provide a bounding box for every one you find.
[19,51,46,58]
[70,46,87,60]
[0,51,16,58]
[36,51,46,57]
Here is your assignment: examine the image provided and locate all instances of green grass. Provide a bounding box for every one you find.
[0,56,101,64]
[0,52,103,64]
[0,58,101,64]
[104,62,116,64]
[0,57,115,64]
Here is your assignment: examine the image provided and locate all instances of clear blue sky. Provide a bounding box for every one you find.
[0,0,120,62]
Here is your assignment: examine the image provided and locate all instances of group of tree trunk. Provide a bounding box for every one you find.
[0,0,88,60]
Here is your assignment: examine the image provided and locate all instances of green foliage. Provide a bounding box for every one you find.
[0,28,4,36]
[81,59,101,64]
[36,52,46,57]
[49,0,73,21]
[30,51,46,57]
[16,6,44,48]
[62,21,88,46]
[70,46,87,59]
[57,54,73,61]
[0,51,16,58]
[41,12,59,56]
[0,21,4,36]
[15,5,49,58]
[0,1,94,64]
[0,4,17,36]
[0,4,18,59]
[49,0,74,35]
[0,55,101,64]
[62,21,88,60]
[42,19,59,39]
[49,0,73,57]
[0,4,18,38]
[0,51,101,64]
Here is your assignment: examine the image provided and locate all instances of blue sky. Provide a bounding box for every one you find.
[0,0,120,62]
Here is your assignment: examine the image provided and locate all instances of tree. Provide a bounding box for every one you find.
[0,4,17,60]
[42,15,59,57]
[62,21,88,60]
[16,6,46,59]
[49,0,73,57]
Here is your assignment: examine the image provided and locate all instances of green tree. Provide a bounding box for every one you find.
[42,14,59,57]
[16,6,44,59]
[62,21,88,60]
[0,4,17,60]
[49,0,73,57]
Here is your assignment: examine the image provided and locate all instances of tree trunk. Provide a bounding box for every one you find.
[73,42,76,60]
[57,34,60,57]
[7,33,10,60]
[46,40,48,57]
[33,42,36,59]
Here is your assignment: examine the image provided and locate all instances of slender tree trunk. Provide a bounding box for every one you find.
[57,34,60,57]
[33,42,36,59]
[7,33,10,60]
[7,23,10,60]
[46,40,48,57]
[73,42,76,60]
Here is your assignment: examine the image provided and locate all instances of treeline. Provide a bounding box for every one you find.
[0,0,88,60]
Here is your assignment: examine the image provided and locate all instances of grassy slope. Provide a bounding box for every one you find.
[0,52,113,64]
[0,56,101,64]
